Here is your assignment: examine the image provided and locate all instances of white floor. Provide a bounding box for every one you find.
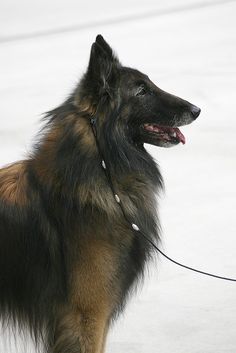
[1,1,236,352]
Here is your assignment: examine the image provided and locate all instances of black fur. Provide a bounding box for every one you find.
[0,35,200,352]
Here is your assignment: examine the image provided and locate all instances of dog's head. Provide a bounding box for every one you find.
[76,35,200,148]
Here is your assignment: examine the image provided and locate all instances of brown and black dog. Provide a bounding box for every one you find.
[0,35,200,352]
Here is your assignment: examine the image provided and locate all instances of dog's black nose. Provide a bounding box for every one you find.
[190,105,201,119]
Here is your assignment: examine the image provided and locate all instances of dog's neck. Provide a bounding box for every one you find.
[30,103,163,213]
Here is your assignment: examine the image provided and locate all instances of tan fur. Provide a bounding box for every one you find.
[33,115,96,188]
[73,117,96,152]
[0,161,28,205]
[78,173,157,220]
[75,97,97,116]
[77,181,119,216]
[71,238,119,310]
[52,238,121,353]
[33,125,63,184]
[52,307,107,353]
[116,174,158,216]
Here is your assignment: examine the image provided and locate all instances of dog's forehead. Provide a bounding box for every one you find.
[120,67,149,83]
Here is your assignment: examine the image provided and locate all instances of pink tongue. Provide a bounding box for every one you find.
[161,126,186,144]
[174,128,186,144]
[144,124,186,144]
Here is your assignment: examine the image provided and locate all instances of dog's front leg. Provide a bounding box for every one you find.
[49,307,108,353]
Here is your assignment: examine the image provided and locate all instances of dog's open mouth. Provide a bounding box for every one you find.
[140,123,186,147]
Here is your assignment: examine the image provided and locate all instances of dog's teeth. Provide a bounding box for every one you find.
[169,131,176,137]
[145,125,154,131]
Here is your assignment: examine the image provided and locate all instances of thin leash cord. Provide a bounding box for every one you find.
[90,117,236,282]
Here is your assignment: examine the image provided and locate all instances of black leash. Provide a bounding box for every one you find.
[90,117,236,282]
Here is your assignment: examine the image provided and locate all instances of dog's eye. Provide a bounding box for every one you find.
[136,85,147,96]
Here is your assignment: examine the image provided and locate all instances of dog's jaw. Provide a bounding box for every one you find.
[137,123,186,148]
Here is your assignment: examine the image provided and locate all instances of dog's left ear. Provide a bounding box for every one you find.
[84,35,120,98]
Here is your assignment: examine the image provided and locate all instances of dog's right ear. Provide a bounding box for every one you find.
[83,35,120,98]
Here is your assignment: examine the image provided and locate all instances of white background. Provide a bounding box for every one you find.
[1,1,236,352]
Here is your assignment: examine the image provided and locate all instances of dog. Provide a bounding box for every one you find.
[0,35,200,352]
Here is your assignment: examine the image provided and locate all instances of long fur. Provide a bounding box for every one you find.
[0,35,199,353]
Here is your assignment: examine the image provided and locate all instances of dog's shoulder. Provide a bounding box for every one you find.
[0,160,29,205]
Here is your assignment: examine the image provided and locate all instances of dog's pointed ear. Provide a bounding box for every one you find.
[85,35,120,97]
[95,34,115,60]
